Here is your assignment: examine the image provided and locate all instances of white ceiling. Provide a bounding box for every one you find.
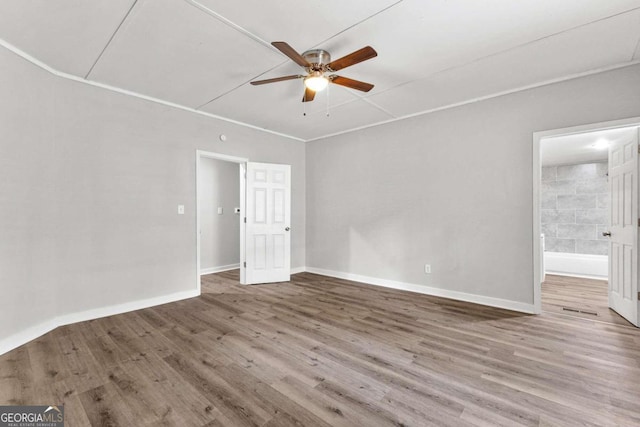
[1,0,639,141]
[541,127,638,166]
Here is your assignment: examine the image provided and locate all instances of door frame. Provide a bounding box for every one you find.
[532,117,640,314]
[195,150,248,294]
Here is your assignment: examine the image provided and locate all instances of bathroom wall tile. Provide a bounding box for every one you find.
[557,224,596,240]
[541,180,576,195]
[541,209,575,224]
[557,194,596,209]
[576,178,608,194]
[545,238,576,253]
[540,161,609,256]
[541,166,557,182]
[597,193,609,209]
[557,163,600,180]
[541,223,557,238]
[541,193,557,209]
[576,209,608,225]
[576,239,608,255]
[597,224,610,240]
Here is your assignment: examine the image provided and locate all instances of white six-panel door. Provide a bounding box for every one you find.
[243,162,291,285]
[608,129,638,326]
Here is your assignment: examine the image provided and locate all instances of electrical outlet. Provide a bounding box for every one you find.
[177,205,185,215]
[217,207,223,215]
[424,264,431,274]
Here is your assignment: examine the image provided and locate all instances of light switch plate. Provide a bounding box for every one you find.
[217,207,223,215]
[178,205,185,215]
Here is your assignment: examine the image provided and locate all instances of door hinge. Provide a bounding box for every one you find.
[244,262,246,268]
[244,217,247,223]
[638,218,640,227]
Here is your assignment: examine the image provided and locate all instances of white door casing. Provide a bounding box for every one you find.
[608,129,638,326]
[243,162,291,285]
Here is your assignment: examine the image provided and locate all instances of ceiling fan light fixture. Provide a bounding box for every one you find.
[304,72,329,92]
[251,42,377,101]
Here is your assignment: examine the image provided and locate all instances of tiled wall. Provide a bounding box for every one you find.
[541,162,609,255]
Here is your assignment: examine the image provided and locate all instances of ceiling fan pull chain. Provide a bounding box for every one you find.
[250,41,376,107]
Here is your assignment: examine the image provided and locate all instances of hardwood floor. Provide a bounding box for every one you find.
[542,274,632,326]
[2,270,640,426]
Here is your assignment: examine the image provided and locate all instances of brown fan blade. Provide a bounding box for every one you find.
[272,41,310,67]
[302,87,316,103]
[330,76,374,92]
[327,46,377,71]
[250,75,303,85]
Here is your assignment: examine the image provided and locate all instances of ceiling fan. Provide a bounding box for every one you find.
[250,41,377,102]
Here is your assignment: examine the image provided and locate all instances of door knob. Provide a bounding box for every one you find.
[602,231,611,237]
[285,227,290,231]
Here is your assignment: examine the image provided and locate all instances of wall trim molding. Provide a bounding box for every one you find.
[0,265,538,355]
[305,267,536,314]
[0,37,304,143]
[200,263,240,275]
[290,266,306,275]
[1,37,638,144]
[546,271,607,281]
[0,288,199,356]
[305,61,640,142]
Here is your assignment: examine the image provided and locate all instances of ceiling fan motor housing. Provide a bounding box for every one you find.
[250,42,376,99]
[302,49,331,71]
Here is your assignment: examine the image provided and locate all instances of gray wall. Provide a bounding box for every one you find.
[541,162,609,255]
[306,64,640,306]
[199,158,240,270]
[0,45,58,339]
[0,46,305,343]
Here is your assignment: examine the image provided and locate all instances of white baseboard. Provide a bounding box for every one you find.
[544,252,607,279]
[201,265,306,276]
[0,288,199,356]
[0,265,536,355]
[545,272,606,280]
[290,266,306,275]
[305,267,535,314]
[200,263,240,275]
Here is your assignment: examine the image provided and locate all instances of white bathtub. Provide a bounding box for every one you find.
[544,252,608,279]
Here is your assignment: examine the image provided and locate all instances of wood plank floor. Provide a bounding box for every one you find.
[542,274,632,326]
[2,270,640,426]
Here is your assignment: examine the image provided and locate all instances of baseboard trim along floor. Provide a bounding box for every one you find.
[0,288,199,356]
[1,266,536,356]
[304,267,536,314]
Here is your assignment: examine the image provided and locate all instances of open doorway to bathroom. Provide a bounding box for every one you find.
[536,124,639,326]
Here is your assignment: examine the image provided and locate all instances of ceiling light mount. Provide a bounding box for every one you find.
[302,49,331,72]
[304,71,329,92]
[251,41,377,103]
[302,50,331,92]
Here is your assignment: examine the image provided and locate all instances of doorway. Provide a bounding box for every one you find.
[532,118,640,326]
[195,150,247,293]
[195,151,293,289]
